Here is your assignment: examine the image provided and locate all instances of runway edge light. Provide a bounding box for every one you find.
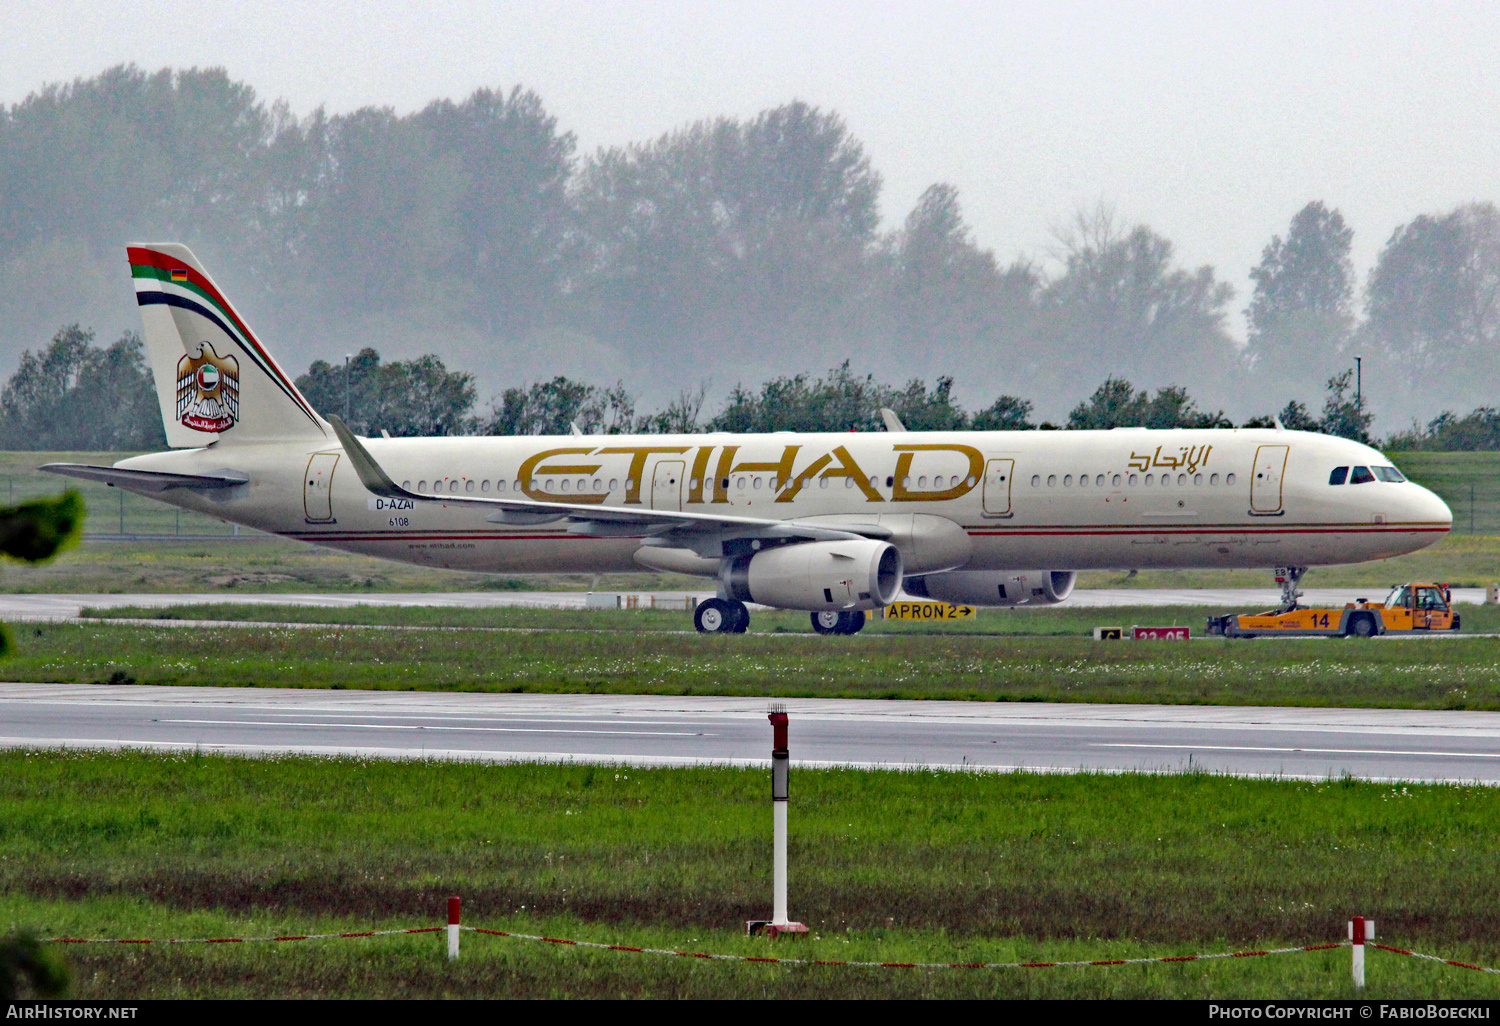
[747,703,808,939]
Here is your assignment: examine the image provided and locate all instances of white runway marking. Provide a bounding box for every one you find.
[160,718,713,736]
[1095,743,1500,759]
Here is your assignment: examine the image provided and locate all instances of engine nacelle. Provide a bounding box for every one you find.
[904,570,1076,607]
[722,539,903,611]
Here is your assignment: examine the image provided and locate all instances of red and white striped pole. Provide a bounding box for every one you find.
[748,705,807,937]
[770,708,790,928]
[448,896,461,960]
[1349,916,1374,989]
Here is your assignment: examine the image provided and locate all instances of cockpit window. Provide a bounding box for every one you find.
[1349,466,1375,484]
[1329,466,1349,485]
[1374,466,1406,483]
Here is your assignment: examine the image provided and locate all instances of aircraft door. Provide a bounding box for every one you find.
[982,459,1014,516]
[1250,445,1289,514]
[651,460,684,511]
[304,452,339,522]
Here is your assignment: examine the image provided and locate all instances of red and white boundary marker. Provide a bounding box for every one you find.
[40,908,1500,982]
[461,927,1345,970]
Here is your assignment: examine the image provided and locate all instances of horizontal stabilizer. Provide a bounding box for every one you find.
[39,463,249,493]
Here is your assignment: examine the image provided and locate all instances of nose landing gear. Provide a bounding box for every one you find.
[811,610,867,635]
[1275,566,1307,612]
[694,597,750,633]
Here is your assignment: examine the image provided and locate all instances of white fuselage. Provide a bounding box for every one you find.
[113,427,1452,577]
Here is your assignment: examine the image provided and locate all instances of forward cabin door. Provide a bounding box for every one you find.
[982,459,1014,516]
[304,452,339,522]
[652,460,684,511]
[1250,445,1289,514]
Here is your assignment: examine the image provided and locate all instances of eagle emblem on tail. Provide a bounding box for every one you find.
[176,343,240,432]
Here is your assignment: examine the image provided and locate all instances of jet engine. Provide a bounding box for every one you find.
[904,569,1076,607]
[721,539,903,611]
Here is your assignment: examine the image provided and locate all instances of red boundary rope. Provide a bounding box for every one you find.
[1373,944,1500,976]
[43,925,1500,976]
[461,928,1345,969]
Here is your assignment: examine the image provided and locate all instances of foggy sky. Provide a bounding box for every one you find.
[3,0,1498,341]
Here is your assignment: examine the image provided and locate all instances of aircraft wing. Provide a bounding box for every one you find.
[327,417,889,551]
[39,464,250,493]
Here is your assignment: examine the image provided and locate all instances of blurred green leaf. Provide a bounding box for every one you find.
[0,931,71,999]
[0,491,85,563]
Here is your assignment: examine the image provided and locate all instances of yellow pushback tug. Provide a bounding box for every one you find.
[1206,581,1459,639]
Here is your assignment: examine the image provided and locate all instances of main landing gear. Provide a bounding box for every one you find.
[810,610,866,635]
[694,597,750,634]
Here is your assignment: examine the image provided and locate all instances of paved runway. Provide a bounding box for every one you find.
[4,683,1499,784]
[0,587,1486,620]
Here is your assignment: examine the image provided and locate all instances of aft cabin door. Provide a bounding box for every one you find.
[1250,445,1289,514]
[304,452,339,522]
[982,459,1014,516]
[652,460,684,511]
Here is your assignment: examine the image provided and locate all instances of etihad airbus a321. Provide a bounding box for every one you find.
[43,244,1453,634]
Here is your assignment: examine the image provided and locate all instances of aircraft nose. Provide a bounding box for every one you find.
[1409,483,1452,529]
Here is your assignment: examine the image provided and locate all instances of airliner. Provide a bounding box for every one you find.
[42,244,1453,634]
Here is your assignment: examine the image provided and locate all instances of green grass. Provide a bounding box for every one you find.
[10,616,1500,708]
[3,750,1499,998]
[78,599,1500,637]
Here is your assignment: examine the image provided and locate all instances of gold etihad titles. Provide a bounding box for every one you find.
[1127,445,1213,474]
[515,442,986,505]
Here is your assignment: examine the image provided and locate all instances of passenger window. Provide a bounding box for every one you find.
[466,480,475,493]
[1210,473,1219,485]
[1329,467,1349,485]
[1350,466,1375,484]
[1047,475,1057,487]
[1226,473,1236,485]
[1062,475,1072,486]
[1031,475,1041,487]
[1111,474,1121,486]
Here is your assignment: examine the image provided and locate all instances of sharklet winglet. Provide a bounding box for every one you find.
[326,416,403,498]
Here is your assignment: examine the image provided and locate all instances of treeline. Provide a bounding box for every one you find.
[13,323,1479,449]
[4,66,1500,425]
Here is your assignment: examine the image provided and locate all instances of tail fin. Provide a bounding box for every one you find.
[127,243,328,446]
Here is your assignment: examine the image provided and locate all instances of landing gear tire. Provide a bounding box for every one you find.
[726,600,750,633]
[1347,614,1378,639]
[695,598,736,634]
[811,610,867,635]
